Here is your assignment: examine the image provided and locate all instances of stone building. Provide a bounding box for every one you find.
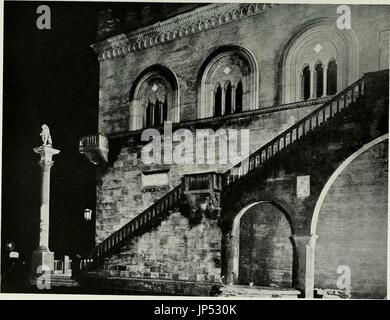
[79,3,389,298]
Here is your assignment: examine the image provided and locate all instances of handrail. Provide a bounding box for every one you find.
[223,76,366,186]
[86,183,184,266]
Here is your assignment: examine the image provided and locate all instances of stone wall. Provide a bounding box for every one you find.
[95,3,389,242]
[238,202,294,288]
[90,3,389,297]
[97,4,390,134]
[314,140,388,299]
[96,104,319,242]
[99,212,222,285]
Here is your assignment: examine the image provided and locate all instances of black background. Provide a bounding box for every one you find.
[1,1,203,266]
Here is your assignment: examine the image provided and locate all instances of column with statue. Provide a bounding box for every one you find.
[31,125,60,276]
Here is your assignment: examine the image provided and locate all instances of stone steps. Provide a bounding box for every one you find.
[29,274,80,288]
[218,285,301,298]
[50,275,80,287]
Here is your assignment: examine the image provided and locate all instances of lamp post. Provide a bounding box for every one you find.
[83,209,94,253]
[83,209,92,222]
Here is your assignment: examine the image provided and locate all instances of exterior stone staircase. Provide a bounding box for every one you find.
[80,70,387,279]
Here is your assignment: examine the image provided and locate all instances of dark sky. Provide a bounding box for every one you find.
[2,1,202,264]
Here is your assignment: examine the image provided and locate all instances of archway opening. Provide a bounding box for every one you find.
[214,84,222,116]
[232,202,296,288]
[327,59,337,95]
[311,136,388,299]
[235,80,243,113]
[315,62,324,98]
[301,65,311,101]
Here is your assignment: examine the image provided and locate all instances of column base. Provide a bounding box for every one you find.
[31,248,54,275]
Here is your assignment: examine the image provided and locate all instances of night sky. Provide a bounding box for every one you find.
[2,1,200,266]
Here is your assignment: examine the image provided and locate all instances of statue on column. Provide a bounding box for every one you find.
[40,124,52,146]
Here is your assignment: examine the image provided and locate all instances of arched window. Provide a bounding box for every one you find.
[301,66,311,101]
[281,20,358,103]
[327,59,337,95]
[235,80,243,113]
[129,65,179,131]
[198,46,258,118]
[315,62,324,98]
[225,82,232,114]
[214,85,222,116]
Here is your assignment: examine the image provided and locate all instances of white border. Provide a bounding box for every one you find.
[0,0,389,301]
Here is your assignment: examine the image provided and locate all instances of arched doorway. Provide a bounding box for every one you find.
[310,135,388,298]
[228,201,297,288]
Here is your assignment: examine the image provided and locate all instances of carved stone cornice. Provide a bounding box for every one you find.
[92,3,277,62]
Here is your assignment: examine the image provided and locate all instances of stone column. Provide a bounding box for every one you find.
[310,68,315,99]
[292,234,318,298]
[221,87,226,115]
[63,255,70,275]
[323,65,328,97]
[231,85,236,113]
[223,234,240,285]
[31,145,60,276]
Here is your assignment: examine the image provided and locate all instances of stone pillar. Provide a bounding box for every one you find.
[129,100,142,131]
[323,65,328,97]
[310,68,315,99]
[31,145,60,276]
[231,86,236,113]
[223,234,240,285]
[292,234,318,298]
[221,87,226,115]
[63,255,70,275]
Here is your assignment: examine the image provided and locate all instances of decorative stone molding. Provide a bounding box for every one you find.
[92,3,277,61]
[281,18,358,103]
[198,45,259,118]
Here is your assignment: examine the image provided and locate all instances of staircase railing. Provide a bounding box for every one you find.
[223,75,366,186]
[84,183,184,269]
[82,75,367,270]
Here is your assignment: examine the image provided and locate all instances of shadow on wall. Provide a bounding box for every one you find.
[314,137,388,299]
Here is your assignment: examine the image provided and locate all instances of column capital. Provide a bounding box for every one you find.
[34,145,60,167]
[292,234,318,246]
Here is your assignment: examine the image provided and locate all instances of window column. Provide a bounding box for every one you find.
[322,64,328,97]
[310,67,315,99]
[231,85,236,113]
[221,87,226,115]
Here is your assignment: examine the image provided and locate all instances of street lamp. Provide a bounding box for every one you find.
[84,209,92,221]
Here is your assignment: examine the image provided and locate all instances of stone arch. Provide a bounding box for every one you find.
[281,18,358,103]
[225,200,298,287]
[129,64,180,130]
[197,45,259,118]
[309,134,388,298]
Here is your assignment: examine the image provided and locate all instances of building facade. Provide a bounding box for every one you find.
[79,3,389,298]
